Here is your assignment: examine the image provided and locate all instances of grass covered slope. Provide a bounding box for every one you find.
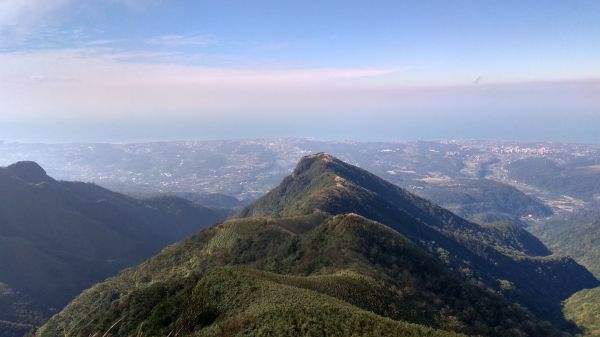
[41,267,466,337]
[564,287,600,337]
[236,153,598,326]
[0,162,228,336]
[35,213,562,337]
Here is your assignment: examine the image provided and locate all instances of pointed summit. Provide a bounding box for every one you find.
[292,152,338,175]
[237,151,427,220]
[292,152,364,175]
[6,161,53,184]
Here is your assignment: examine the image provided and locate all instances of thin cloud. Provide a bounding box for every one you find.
[253,41,306,52]
[0,48,402,120]
[0,0,70,29]
[85,39,121,46]
[146,34,215,47]
[112,0,162,11]
[1,48,597,125]
[0,0,159,35]
[27,74,77,83]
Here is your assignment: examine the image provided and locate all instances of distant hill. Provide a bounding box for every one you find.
[167,192,247,209]
[0,162,228,337]
[128,191,246,210]
[414,178,553,225]
[34,154,597,337]
[508,157,600,200]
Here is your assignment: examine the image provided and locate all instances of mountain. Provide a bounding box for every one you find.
[0,162,228,337]
[236,153,596,327]
[34,154,597,337]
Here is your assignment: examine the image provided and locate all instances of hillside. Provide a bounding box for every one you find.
[0,162,228,337]
[236,153,597,327]
[528,212,600,336]
[564,287,600,337]
[35,213,562,337]
[34,153,597,337]
[530,212,600,277]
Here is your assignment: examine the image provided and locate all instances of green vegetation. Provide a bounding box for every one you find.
[42,267,467,337]
[564,287,600,337]
[481,221,551,256]
[34,214,562,337]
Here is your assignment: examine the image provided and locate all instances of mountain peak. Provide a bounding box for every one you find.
[6,161,53,184]
[307,152,337,162]
[293,152,339,176]
[238,152,413,219]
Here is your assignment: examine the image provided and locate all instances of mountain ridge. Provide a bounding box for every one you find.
[33,153,597,337]
[34,212,562,337]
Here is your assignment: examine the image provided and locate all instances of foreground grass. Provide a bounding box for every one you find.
[37,267,466,337]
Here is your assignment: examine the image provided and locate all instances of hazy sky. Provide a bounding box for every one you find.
[1,0,599,143]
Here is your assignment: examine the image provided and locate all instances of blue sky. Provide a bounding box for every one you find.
[0,0,599,143]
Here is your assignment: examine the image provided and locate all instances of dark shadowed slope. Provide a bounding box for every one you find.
[0,162,228,337]
[237,153,598,328]
[529,211,600,336]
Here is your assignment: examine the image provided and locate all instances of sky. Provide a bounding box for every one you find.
[0,0,599,143]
